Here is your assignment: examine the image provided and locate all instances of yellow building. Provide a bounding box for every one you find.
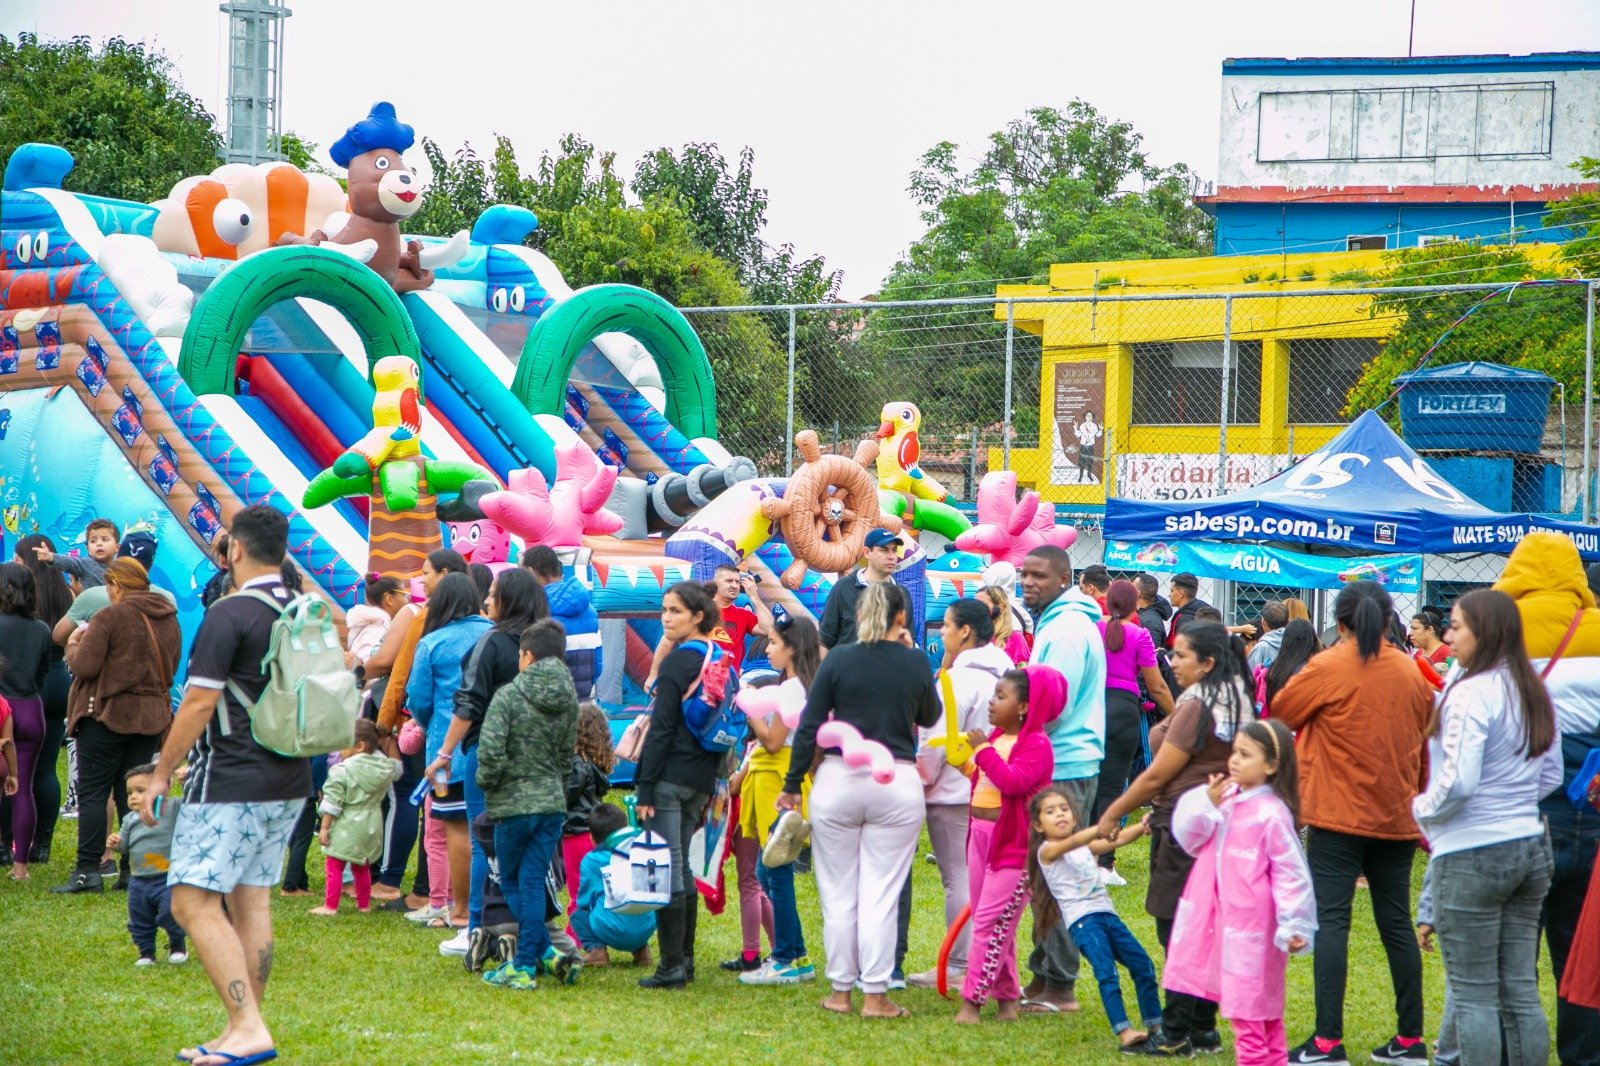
[995,247,1557,506]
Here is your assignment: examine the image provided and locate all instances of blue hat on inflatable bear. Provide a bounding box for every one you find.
[329,102,415,169]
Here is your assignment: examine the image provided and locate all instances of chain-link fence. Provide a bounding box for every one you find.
[682,280,1598,625]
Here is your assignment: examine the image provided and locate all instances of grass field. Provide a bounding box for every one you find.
[0,787,1556,1065]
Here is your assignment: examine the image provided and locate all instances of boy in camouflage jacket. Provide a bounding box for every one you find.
[475,619,582,988]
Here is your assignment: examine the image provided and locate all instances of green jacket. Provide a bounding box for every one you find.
[476,657,580,820]
[319,752,402,864]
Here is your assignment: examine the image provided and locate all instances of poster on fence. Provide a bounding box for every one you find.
[1050,361,1106,485]
[1113,453,1293,502]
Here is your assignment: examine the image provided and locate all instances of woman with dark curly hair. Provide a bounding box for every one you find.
[563,702,617,960]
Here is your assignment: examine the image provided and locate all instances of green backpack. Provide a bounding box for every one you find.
[220,590,359,758]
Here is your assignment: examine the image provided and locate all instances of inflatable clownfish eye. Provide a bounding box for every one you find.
[374,157,391,171]
[211,199,254,245]
[509,285,525,313]
[32,231,48,261]
[491,288,508,313]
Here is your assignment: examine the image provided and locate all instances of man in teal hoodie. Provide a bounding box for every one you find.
[1019,544,1106,1015]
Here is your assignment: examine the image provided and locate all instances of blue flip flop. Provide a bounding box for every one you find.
[186,1051,277,1066]
[176,1050,209,1063]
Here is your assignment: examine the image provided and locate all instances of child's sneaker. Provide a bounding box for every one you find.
[464,927,495,973]
[438,929,471,957]
[134,956,156,968]
[1369,1038,1427,1063]
[740,956,816,985]
[168,951,188,965]
[1190,1030,1224,1055]
[485,962,538,990]
[1100,867,1129,887]
[494,933,517,967]
[542,946,583,985]
[763,810,810,868]
[1288,1037,1348,1064]
[720,953,764,972]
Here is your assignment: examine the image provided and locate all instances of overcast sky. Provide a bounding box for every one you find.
[7,0,1600,296]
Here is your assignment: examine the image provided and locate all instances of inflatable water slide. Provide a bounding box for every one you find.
[0,111,1073,698]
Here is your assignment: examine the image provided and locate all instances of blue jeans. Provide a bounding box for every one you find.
[1434,833,1553,1066]
[494,812,564,970]
[1069,911,1163,1035]
[757,859,806,965]
[463,746,487,929]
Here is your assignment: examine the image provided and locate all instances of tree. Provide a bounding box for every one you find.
[853,103,1214,462]
[1339,241,1587,416]
[1546,157,1600,278]
[884,101,1214,300]
[405,134,792,464]
[0,34,222,203]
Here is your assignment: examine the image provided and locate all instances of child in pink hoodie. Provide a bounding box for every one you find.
[1166,718,1317,1065]
[953,664,1064,1023]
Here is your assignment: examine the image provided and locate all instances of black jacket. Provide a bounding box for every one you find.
[454,629,523,749]
[1137,598,1172,651]
[1166,598,1212,648]
[563,754,611,836]
[635,646,722,805]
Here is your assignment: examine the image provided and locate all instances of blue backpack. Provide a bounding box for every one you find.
[677,640,746,754]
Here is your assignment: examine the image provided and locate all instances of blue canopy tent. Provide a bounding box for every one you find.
[1105,411,1600,571]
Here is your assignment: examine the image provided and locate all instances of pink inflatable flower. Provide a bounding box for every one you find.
[954,471,1077,566]
[479,442,623,549]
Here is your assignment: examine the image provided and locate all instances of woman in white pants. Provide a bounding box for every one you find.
[779,581,940,1018]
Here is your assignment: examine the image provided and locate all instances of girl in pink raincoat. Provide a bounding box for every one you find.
[1166,718,1317,1065]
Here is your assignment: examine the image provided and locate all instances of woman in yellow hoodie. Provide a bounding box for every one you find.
[1494,532,1600,1064]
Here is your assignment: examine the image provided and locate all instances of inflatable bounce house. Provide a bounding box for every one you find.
[0,101,1078,704]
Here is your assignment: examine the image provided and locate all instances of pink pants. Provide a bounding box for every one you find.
[325,856,371,911]
[1233,1018,1286,1065]
[423,796,450,909]
[966,817,997,915]
[561,833,593,942]
[960,866,1028,1005]
[734,825,773,956]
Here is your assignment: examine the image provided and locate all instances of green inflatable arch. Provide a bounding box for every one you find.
[178,245,422,397]
[511,284,717,439]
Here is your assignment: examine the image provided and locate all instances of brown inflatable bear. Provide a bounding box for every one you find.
[278,101,465,292]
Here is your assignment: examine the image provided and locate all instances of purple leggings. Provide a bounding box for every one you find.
[8,696,44,865]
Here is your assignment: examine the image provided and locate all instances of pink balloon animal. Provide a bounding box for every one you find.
[954,470,1077,566]
[446,518,511,569]
[816,719,895,784]
[478,441,624,549]
[735,683,806,730]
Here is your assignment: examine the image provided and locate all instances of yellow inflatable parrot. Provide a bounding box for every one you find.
[874,401,949,503]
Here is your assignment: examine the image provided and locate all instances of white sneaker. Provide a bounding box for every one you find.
[135,956,156,967]
[60,806,78,820]
[1100,868,1128,887]
[906,966,961,988]
[438,929,471,956]
[168,951,188,965]
[762,810,811,869]
[406,904,448,923]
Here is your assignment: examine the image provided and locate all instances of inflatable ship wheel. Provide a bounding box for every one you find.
[760,430,900,590]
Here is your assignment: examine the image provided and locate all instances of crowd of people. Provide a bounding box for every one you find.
[7,504,1600,1064]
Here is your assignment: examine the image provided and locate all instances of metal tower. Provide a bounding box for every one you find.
[220,0,290,163]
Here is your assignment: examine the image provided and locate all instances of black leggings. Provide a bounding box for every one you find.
[379,747,426,890]
[1091,689,1143,868]
[1155,916,1219,1039]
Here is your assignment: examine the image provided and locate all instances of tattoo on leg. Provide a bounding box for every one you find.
[227,979,247,1010]
[258,943,273,986]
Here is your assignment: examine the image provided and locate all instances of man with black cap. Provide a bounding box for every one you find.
[818,528,903,652]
